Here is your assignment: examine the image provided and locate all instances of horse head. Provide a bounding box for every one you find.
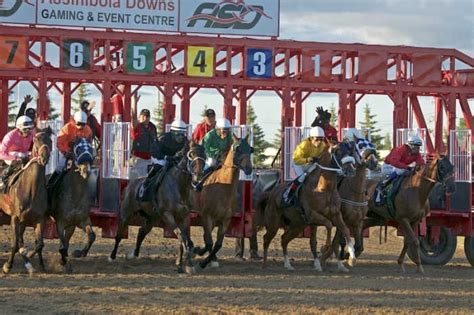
[231,134,254,176]
[353,137,378,170]
[32,127,53,166]
[71,138,95,179]
[329,141,356,177]
[431,154,456,194]
[184,140,207,184]
[311,106,331,128]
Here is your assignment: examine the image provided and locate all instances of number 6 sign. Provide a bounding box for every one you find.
[246,48,273,79]
[62,39,91,71]
[0,36,27,69]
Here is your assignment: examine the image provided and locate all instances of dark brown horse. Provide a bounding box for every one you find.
[109,141,206,274]
[257,142,356,271]
[192,135,254,269]
[365,155,455,273]
[48,138,96,271]
[328,139,378,272]
[0,128,52,274]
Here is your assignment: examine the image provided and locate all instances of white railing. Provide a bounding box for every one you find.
[38,120,63,175]
[396,128,428,158]
[102,122,131,179]
[449,130,472,183]
[284,127,311,181]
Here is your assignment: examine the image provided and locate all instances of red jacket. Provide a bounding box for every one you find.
[385,144,425,169]
[323,125,338,141]
[192,121,214,144]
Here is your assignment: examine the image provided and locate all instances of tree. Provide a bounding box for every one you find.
[458,117,467,129]
[359,104,383,148]
[72,84,91,113]
[381,132,392,150]
[329,103,338,128]
[246,103,270,167]
[271,127,282,149]
[46,94,60,120]
[152,93,164,134]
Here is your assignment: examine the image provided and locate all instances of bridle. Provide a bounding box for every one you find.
[32,132,51,166]
[185,149,206,177]
[417,158,454,189]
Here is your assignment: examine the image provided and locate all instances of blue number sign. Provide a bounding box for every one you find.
[246,48,272,78]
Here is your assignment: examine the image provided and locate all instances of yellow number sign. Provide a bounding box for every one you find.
[0,36,27,69]
[187,46,214,77]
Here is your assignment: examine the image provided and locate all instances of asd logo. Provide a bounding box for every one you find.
[186,1,272,30]
[0,0,33,17]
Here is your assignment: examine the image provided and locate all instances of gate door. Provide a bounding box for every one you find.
[38,120,63,175]
[284,127,311,181]
[396,128,427,158]
[449,129,472,212]
[233,125,254,181]
[102,122,131,179]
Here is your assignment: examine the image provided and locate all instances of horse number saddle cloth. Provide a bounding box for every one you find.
[373,175,406,218]
[280,182,308,224]
[136,165,168,202]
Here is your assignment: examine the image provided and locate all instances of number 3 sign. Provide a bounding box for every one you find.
[246,48,272,79]
[63,39,91,71]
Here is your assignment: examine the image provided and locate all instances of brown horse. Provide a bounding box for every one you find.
[192,135,254,269]
[365,155,455,273]
[109,141,206,274]
[258,142,357,271]
[0,128,52,274]
[48,138,96,271]
[328,139,378,272]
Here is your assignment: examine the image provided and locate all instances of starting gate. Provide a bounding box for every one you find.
[284,127,311,181]
[38,120,63,175]
[396,128,428,157]
[448,130,472,213]
[102,122,131,179]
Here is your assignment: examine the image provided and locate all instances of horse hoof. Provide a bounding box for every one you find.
[177,266,185,274]
[185,265,196,274]
[64,262,73,274]
[19,247,28,256]
[347,256,356,267]
[285,265,295,271]
[2,263,11,274]
[250,254,263,261]
[417,265,425,274]
[210,261,219,268]
[126,252,137,260]
[313,259,323,272]
[336,261,349,273]
[233,256,244,262]
[73,250,84,258]
[107,256,115,263]
[25,262,35,275]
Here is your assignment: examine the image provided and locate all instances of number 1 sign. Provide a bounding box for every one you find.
[246,48,273,79]
[63,39,91,71]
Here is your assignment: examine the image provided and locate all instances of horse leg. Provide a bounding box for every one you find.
[3,217,20,274]
[332,212,356,268]
[73,222,96,258]
[56,221,68,266]
[129,219,154,259]
[201,223,226,269]
[309,226,322,272]
[281,226,302,271]
[398,219,423,273]
[397,234,409,273]
[109,218,129,262]
[354,224,365,258]
[194,219,213,257]
[61,225,75,273]
[331,228,349,273]
[262,223,279,269]
[310,212,333,264]
[27,222,45,272]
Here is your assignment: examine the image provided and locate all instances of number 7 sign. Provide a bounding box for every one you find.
[0,36,27,69]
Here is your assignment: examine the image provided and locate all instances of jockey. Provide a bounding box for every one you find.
[0,116,35,191]
[16,95,37,128]
[193,118,232,190]
[283,126,327,204]
[56,111,93,171]
[80,100,101,145]
[311,106,338,143]
[375,134,425,203]
[146,119,188,179]
[192,108,216,144]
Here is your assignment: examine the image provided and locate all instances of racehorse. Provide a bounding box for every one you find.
[192,135,254,269]
[365,154,455,273]
[109,141,206,274]
[257,142,357,271]
[47,138,95,271]
[0,128,52,274]
[326,138,378,272]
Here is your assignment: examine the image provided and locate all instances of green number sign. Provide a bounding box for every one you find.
[125,43,153,73]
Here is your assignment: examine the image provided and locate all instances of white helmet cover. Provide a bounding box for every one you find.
[309,126,325,138]
[407,134,423,146]
[74,111,88,124]
[216,118,231,129]
[170,119,187,133]
[16,115,34,131]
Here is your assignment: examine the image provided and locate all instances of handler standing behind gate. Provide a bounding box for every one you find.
[130,95,158,178]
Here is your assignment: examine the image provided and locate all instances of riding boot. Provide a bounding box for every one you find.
[143,165,163,188]
[282,180,299,205]
[375,172,397,205]
[0,165,15,193]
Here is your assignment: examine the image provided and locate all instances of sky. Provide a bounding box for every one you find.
[7,0,474,142]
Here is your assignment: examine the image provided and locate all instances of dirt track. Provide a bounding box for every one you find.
[0,225,472,314]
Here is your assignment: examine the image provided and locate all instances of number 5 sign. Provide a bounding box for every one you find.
[0,36,27,69]
[246,48,273,79]
[125,43,153,74]
[186,46,214,77]
[62,39,91,71]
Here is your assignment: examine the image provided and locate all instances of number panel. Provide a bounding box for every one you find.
[246,48,273,79]
[63,39,91,71]
[302,49,332,82]
[125,42,154,74]
[186,46,214,77]
[0,36,27,69]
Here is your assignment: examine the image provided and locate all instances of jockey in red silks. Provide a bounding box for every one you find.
[0,116,35,191]
[311,106,338,143]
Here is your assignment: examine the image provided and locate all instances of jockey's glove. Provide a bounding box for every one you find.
[308,157,319,164]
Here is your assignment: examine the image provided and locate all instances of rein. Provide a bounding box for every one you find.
[340,198,368,207]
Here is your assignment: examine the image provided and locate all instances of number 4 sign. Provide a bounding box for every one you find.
[0,36,27,69]
[125,43,153,74]
[246,48,272,79]
[186,46,214,77]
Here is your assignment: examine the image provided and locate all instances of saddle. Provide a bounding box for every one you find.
[1,162,26,194]
[373,174,407,218]
[136,164,169,202]
[280,183,308,223]
[192,165,222,192]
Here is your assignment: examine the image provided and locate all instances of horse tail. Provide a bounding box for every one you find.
[254,191,271,230]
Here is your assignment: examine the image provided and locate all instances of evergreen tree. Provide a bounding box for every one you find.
[152,94,164,134]
[382,132,392,150]
[246,103,270,167]
[271,127,282,149]
[359,104,383,148]
[329,103,338,128]
[46,94,60,120]
[458,117,467,129]
[72,84,91,113]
